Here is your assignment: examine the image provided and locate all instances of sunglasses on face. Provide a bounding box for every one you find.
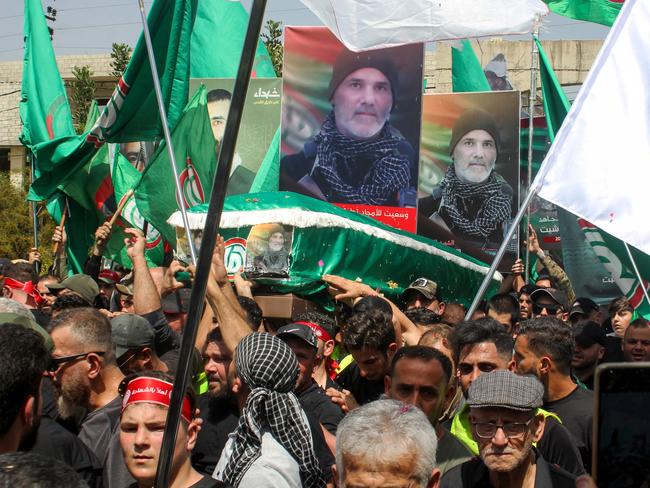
[48,351,106,372]
[532,302,563,315]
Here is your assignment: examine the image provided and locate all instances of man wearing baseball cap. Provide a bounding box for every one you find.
[568,298,601,325]
[530,287,569,322]
[422,109,513,250]
[441,370,575,487]
[571,322,605,390]
[276,322,344,435]
[47,274,99,307]
[111,314,169,375]
[402,277,445,316]
[280,49,416,206]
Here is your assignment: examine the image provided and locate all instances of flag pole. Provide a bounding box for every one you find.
[623,242,650,307]
[465,185,539,320]
[524,18,541,283]
[136,0,197,265]
[29,153,40,274]
[154,0,268,485]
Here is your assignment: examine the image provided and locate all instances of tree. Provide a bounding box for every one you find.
[70,65,95,133]
[261,19,283,77]
[0,173,55,268]
[110,42,132,78]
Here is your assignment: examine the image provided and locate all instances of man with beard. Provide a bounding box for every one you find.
[49,307,132,488]
[281,49,415,206]
[192,327,240,476]
[441,371,575,487]
[421,110,512,251]
[571,322,605,389]
[0,322,49,453]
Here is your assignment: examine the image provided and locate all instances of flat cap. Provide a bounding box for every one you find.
[467,370,543,412]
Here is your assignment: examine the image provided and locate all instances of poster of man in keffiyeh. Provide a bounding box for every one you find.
[417,91,520,270]
[279,26,424,233]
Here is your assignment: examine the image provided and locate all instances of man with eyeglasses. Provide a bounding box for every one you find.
[402,277,446,316]
[49,307,134,488]
[530,288,569,322]
[441,370,576,487]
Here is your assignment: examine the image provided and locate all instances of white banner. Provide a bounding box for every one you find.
[535,0,650,256]
[298,0,548,51]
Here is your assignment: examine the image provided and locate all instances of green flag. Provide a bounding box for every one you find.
[135,85,218,245]
[452,40,491,93]
[536,37,571,141]
[250,127,281,193]
[19,0,75,148]
[543,0,623,26]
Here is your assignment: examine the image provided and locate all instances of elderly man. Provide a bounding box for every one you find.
[441,370,575,487]
[281,49,415,206]
[335,399,440,488]
[423,110,512,250]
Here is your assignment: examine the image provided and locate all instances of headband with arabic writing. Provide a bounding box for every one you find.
[121,376,192,423]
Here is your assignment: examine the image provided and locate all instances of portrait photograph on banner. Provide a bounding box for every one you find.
[417,91,520,270]
[279,26,424,233]
[189,78,282,196]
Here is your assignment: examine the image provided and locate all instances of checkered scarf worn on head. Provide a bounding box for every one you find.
[311,112,411,205]
[221,333,325,487]
[438,165,511,242]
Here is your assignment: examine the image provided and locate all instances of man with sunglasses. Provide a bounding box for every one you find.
[441,370,575,487]
[49,307,134,487]
[530,288,569,322]
[402,277,446,316]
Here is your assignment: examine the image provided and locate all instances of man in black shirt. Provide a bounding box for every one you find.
[571,322,605,390]
[277,323,344,435]
[514,316,595,470]
[328,308,398,411]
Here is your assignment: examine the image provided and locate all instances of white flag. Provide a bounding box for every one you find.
[534,0,650,256]
[297,0,548,51]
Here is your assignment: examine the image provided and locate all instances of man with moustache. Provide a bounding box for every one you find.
[423,110,513,251]
[281,49,415,206]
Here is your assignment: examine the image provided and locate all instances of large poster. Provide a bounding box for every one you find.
[189,78,282,196]
[418,91,520,270]
[280,26,424,232]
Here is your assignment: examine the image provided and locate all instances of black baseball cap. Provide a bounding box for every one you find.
[569,297,600,318]
[530,287,569,311]
[276,323,318,349]
[574,322,606,348]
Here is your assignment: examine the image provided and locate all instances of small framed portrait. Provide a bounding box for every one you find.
[244,223,294,279]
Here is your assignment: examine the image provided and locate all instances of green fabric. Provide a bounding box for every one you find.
[19,0,75,148]
[450,403,562,455]
[174,192,499,308]
[543,0,622,26]
[249,127,281,193]
[135,86,218,245]
[452,40,491,93]
[536,37,571,143]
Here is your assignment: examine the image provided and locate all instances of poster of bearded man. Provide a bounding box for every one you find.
[417,91,520,270]
[280,26,424,233]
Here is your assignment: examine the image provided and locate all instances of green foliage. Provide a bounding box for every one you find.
[261,19,283,77]
[110,43,132,78]
[70,65,96,133]
[0,173,55,268]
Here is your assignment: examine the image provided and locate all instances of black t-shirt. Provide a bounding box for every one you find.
[191,394,240,477]
[537,416,586,476]
[544,386,594,471]
[603,335,624,363]
[335,362,385,406]
[298,381,345,435]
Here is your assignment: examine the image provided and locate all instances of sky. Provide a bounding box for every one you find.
[0,0,610,62]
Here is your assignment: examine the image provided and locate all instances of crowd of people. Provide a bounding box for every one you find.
[0,215,647,488]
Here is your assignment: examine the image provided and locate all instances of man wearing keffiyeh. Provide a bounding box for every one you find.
[213,333,326,488]
[427,109,513,251]
[280,50,415,206]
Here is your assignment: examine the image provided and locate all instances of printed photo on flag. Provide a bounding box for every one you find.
[189,78,282,196]
[279,26,424,233]
[417,91,520,270]
[244,223,294,279]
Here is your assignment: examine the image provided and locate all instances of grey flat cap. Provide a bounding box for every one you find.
[467,370,543,412]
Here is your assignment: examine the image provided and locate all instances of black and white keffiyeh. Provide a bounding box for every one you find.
[438,165,512,242]
[221,333,325,488]
[311,112,410,205]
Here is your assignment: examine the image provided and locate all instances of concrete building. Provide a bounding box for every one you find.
[0,39,603,181]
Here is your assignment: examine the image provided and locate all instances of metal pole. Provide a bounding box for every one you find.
[624,242,650,307]
[137,0,197,265]
[154,0,267,485]
[465,185,539,320]
[29,153,40,274]
[524,19,541,283]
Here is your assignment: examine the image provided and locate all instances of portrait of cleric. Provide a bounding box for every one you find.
[280,27,423,208]
[418,92,520,265]
[244,223,293,279]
